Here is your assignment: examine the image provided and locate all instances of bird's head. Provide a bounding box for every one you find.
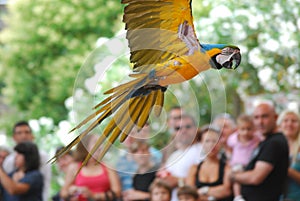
[201,44,241,70]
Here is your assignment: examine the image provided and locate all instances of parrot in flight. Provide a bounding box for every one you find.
[54,0,241,165]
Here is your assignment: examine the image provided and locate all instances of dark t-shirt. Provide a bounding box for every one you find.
[241,133,289,201]
[1,169,43,201]
[133,166,157,201]
[195,159,233,201]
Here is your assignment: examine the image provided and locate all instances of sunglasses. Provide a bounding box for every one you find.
[170,116,181,120]
[175,124,193,131]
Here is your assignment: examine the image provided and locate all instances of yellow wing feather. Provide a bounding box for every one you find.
[153,89,164,117]
[123,0,199,72]
[136,90,157,130]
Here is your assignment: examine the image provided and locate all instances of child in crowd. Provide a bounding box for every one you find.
[150,180,172,201]
[177,186,199,201]
[227,114,261,201]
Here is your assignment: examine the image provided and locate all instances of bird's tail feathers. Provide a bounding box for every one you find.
[51,73,164,169]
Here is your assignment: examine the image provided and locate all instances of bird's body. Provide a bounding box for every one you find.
[54,0,241,165]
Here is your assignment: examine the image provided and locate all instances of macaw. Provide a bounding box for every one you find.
[54,0,241,165]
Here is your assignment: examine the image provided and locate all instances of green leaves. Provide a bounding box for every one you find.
[195,0,300,94]
[0,0,122,123]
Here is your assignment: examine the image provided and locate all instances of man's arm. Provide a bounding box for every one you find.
[232,161,273,185]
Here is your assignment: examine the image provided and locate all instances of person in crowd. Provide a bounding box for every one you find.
[212,113,237,160]
[167,106,185,134]
[161,106,185,164]
[0,141,43,201]
[117,123,162,193]
[226,114,260,201]
[0,146,11,200]
[132,123,162,165]
[122,140,158,201]
[149,180,172,201]
[278,110,300,200]
[116,132,138,192]
[177,185,199,201]
[55,146,75,174]
[3,121,51,201]
[230,102,289,201]
[0,146,11,167]
[157,114,203,201]
[60,134,121,201]
[186,127,233,201]
[52,146,75,201]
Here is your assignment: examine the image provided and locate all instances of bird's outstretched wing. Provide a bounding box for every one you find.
[53,0,215,166]
[124,0,199,69]
[124,0,213,85]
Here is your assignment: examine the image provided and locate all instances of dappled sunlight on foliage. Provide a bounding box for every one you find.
[195,0,300,94]
[0,0,122,123]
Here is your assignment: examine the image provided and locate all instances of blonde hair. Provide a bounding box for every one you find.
[277,110,300,162]
[277,110,300,126]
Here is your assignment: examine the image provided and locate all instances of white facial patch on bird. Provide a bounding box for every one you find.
[216,47,240,69]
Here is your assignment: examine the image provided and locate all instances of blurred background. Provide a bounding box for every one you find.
[0,0,299,195]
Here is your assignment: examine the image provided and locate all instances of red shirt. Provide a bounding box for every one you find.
[74,163,111,201]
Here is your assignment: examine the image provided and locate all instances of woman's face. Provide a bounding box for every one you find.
[15,152,25,169]
[280,113,300,139]
[202,130,220,156]
[151,187,171,201]
[57,154,74,173]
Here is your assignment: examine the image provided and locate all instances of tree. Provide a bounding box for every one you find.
[64,0,300,133]
[195,0,300,94]
[0,0,123,124]
[1,0,299,133]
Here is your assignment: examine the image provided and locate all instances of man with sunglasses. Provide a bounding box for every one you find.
[157,114,204,201]
[168,106,184,134]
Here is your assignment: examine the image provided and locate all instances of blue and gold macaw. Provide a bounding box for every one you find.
[55,0,241,164]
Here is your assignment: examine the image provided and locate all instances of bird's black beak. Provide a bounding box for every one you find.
[216,47,241,69]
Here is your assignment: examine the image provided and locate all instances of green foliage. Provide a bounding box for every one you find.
[195,0,300,95]
[0,0,122,124]
[2,0,299,128]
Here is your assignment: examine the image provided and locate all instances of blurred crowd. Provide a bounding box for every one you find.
[0,101,299,201]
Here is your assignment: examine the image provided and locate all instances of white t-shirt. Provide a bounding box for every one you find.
[165,143,204,201]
